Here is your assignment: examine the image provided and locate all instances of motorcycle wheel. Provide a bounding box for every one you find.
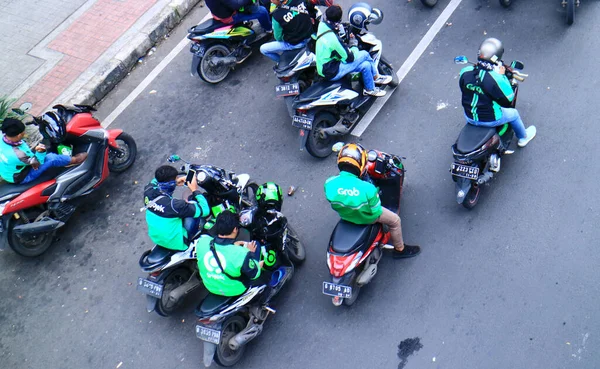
[108,132,137,173]
[305,112,337,158]
[342,278,361,306]
[462,186,480,210]
[155,267,193,317]
[378,57,399,88]
[198,44,232,84]
[214,315,247,367]
[420,0,438,7]
[499,0,512,8]
[7,213,55,257]
[566,0,574,25]
[285,225,305,265]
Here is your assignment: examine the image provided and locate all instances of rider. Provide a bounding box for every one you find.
[196,210,267,297]
[315,4,391,97]
[0,118,87,184]
[144,165,209,251]
[459,37,537,147]
[324,143,420,258]
[259,0,331,63]
[205,0,272,33]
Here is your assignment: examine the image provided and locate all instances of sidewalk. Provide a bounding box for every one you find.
[1,0,202,116]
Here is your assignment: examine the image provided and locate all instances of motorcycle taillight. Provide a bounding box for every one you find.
[198,318,211,325]
[281,77,290,82]
[481,135,500,151]
[150,271,161,277]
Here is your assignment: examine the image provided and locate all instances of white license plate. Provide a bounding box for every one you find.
[292,115,313,130]
[275,82,300,97]
[136,277,163,298]
[451,163,479,180]
[196,325,221,344]
[322,282,352,298]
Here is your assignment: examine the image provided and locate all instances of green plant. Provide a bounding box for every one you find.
[0,95,25,124]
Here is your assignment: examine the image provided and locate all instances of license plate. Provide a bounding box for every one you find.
[322,282,352,298]
[451,163,479,180]
[275,82,300,97]
[292,114,313,130]
[190,43,205,57]
[136,277,163,298]
[196,325,221,344]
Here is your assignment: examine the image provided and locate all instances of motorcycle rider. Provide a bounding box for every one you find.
[0,118,87,184]
[205,0,272,33]
[196,210,268,297]
[315,4,391,97]
[259,0,332,63]
[459,38,536,147]
[144,165,210,251]
[324,143,420,258]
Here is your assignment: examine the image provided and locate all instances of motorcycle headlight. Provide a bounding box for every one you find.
[197,171,207,184]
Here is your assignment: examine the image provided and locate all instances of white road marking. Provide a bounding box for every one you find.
[351,0,464,137]
[102,13,212,128]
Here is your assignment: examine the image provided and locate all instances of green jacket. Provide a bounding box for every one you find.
[196,235,261,297]
[0,136,46,183]
[324,171,382,224]
[315,21,357,79]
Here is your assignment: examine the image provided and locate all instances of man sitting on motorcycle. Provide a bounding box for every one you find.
[315,4,391,97]
[324,143,420,258]
[144,165,210,251]
[259,0,331,63]
[459,38,536,147]
[205,0,272,33]
[196,210,268,297]
[0,118,87,184]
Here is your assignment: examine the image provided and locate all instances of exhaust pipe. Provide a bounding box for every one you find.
[168,274,202,303]
[356,264,377,286]
[209,56,238,68]
[228,322,263,350]
[13,219,65,235]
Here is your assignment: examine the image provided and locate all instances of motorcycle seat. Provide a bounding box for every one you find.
[456,124,497,154]
[296,81,345,102]
[188,19,228,35]
[0,167,65,202]
[329,220,379,254]
[274,49,305,74]
[196,293,236,317]
[146,245,179,265]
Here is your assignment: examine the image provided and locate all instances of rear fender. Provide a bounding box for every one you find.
[191,54,202,76]
[0,216,8,250]
[107,129,123,148]
[455,177,473,204]
[4,180,54,214]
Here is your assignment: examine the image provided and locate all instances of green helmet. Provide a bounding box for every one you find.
[256,182,283,211]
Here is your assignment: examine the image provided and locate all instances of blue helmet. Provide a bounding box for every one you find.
[348,3,383,30]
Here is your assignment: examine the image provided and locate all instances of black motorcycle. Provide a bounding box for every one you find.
[450,56,527,209]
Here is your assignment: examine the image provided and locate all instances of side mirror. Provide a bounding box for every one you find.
[367,150,378,162]
[332,142,345,153]
[368,8,383,25]
[511,60,525,70]
[168,155,181,163]
[454,55,469,65]
[19,103,32,113]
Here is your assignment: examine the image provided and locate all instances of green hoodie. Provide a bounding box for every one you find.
[324,171,382,224]
[315,21,357,79]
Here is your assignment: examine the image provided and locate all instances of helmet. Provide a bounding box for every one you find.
[256,182,283,211]
[478,38,504,63]
[38,110,66,144]
[337,143,367,175]
[348,2,372,29]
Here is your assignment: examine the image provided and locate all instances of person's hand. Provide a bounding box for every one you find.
[176,175,186,186]
[259,260,264,268]
[348,33,358,47]
[31,162,40,170]
[498,65,506,75]
[245,240,257,253]
[34,144,46,153]
[187,173,198,192]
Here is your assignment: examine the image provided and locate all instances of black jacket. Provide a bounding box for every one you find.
[271,0,316,45]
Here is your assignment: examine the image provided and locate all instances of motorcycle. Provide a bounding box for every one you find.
[0,104,136,257]
[323,144,404,306]
[290,10,399,158]
[187,0,272,84]
[195,191,305,367]
[137,156,260,316]
[451,55,527,209]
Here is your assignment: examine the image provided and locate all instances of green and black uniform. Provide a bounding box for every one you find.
[271,0,315,45]
[324,171,382,224]
[144,179,209,251]
[459,64,515,122]
[195,235,262,297]
[315,21,357,79]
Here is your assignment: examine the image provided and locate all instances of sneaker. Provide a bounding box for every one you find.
[517,126,537,147]
[392,245,421,259]
[374,74,393,85]
[363,87,386,97]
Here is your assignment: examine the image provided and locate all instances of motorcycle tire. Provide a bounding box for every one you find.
[7,215,55,257]
[285,225,306,265]
[305,112,337,158]
[108,132,137,173]
[214,315,247,367]
[462,186,480,210]
[420,0,438,7]
[198,44,232,84]
[566,0,574,25]
[499,0,512,8]
[342,278,361,306]
[155,267,193,317]
[379,56,399,88]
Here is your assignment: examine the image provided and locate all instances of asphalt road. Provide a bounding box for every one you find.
[2,1,600,369]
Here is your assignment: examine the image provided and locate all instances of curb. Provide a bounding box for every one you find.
[67,0,202,107]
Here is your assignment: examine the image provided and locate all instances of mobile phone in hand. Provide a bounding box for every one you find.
[185,169,196,185]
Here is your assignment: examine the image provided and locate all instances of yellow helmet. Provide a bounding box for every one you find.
[337,143,367,175]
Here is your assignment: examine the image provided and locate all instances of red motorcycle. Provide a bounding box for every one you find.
[323,148,404,306]
[0,104,136,256]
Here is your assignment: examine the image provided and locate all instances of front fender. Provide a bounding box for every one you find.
[107,129,123,148]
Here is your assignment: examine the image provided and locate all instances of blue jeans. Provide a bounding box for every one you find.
[21,153,71,184]
[183,217,203,244]
[332,50,377,91]
[260,39,308,63]
[464,107,527,139]
[233,4,272,31]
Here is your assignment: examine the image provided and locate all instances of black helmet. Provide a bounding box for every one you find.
[38,110,66,144]
[478,38,504,63]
